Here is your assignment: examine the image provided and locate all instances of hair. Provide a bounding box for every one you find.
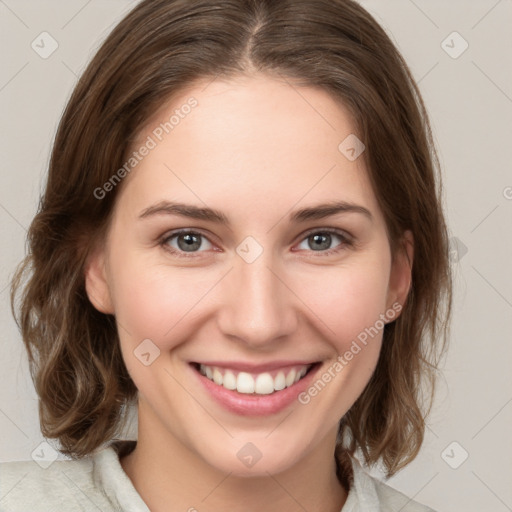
[10,0,452,479]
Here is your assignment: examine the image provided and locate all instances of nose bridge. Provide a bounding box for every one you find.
[217,241,297,346]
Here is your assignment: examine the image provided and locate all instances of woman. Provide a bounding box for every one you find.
[3,0,452,510]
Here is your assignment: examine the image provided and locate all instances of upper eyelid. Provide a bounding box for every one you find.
[299,227,352,239]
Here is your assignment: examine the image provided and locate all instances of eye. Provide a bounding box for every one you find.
[161,230,214,257]
[294,229,353,255]
[160,228,353,259]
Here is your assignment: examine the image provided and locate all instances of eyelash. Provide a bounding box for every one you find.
[159,228,354,259]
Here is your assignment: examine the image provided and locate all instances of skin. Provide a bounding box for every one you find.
[85,73,413,512]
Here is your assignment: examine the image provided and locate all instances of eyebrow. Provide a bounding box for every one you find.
[138,200,373,224]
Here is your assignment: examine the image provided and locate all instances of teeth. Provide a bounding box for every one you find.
[285,369,296,387]
[274,371,286,391]
[223,371,237,390]
[213,368,223,386]
[237,372,255,393]
[198,364,311,395]
[255,373,274,395]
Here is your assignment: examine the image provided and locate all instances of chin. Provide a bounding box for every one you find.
[199,439,306,478]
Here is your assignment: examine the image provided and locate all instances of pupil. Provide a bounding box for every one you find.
[310,233,331,251]
[178,233,201,251]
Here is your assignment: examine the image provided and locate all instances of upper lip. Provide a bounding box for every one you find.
[191,360,319,373]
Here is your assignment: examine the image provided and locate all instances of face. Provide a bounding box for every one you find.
[85,73,412,477]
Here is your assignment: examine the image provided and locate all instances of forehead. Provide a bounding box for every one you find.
[116,74,381,224]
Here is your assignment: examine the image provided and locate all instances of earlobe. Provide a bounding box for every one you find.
[386,230,414,315]
[84,247,114,314]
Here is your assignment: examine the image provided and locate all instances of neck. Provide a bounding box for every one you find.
[120,400,349,512]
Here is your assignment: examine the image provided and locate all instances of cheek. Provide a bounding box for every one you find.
[110,237,391,363]
[296,256,391,347]
[110,250,223,348]
[291,258,391,422]
[111,263,220,390]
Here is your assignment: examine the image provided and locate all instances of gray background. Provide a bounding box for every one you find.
[1,1,511,511]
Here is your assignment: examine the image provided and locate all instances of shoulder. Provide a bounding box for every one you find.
[372,478,436,512]
[347,456,437,512]
[0,441,141,512]
[0,456,117,512]
[0,440,147,512]
[0,456,97,511]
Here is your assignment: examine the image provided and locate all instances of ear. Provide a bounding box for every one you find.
[386,230,414,315]
[84,245,114,314]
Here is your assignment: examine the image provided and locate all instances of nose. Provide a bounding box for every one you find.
[216,248,298,349]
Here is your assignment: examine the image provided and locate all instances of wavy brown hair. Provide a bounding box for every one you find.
[10,0,452,477]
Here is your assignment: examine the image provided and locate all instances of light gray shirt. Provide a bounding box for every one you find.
[0,440,435,511]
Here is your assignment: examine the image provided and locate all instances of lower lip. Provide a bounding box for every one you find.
[190,363,322,416]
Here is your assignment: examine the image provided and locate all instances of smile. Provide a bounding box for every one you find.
[197,363,313,395]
